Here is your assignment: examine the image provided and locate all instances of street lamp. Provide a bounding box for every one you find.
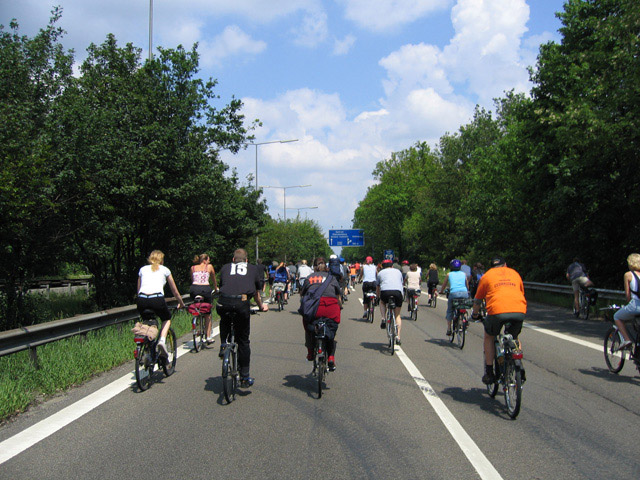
[148,0,153,61]
[248,139,298,261]
[262,185,311,221]
[286,206,318,218]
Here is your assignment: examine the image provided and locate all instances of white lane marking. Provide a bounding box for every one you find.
[523,322,602,352]
[395,347,503,480]
[0,326,219,466]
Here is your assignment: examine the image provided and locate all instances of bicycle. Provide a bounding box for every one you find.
[134,309,177,391]
[272,283,286,312]
[385,297,398,355]
[576,285,597,320]
[407,288,420,321]
[220,311,240,404]
[428,285,438,308]
[311,319,331,398]
[188,296,212,352]
[602,305,640,375]
[365,291,377,323]
[448,298,472,349]
[485,323,525,419]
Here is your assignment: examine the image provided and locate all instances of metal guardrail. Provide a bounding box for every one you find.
[523,281,625,300]
[0,295,188,366]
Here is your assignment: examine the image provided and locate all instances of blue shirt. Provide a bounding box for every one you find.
[448,271,467,293]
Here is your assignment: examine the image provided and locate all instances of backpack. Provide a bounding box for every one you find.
[298,275,333,320]
[328,257,343,279]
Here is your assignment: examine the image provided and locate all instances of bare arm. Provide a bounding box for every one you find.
[254,291,268,311]
[209,265,218,290]
[167,274,186,308]
[624,271,632,303]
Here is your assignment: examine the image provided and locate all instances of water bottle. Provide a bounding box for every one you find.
[496,340,504,365]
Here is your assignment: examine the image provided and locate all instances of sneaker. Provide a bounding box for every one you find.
[427,299,431,305]
[446,328,452,336]
[396,337,401,346]
[240,376,254,388]
[380,320,386,329]
[328,356,336,371]
[362,312,368,319]
[620,340,633,350]
[157,340,168,358]
[218,344,227,358]
[206,336,215,345]
[482,372,496,384]
[306,347,314,361]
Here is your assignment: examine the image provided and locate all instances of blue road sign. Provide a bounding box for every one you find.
[329,229,364,247]
[384,249,394,260]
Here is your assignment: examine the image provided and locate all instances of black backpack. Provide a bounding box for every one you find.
[328,257,343,279]
[298,275,333,320]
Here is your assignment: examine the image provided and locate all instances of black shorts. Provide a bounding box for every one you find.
[190,284,213,303]
[380,290,403,308]
[427,281,438,292]
[136,296,171,321]
[483,313,525,337]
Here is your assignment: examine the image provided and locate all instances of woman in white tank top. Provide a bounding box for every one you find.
[613,253,640,349]
[189,254,218,343]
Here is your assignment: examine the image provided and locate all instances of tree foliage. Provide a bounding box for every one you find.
[257,217,332,264]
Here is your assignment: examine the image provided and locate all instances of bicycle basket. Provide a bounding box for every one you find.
[272,283,286,292]
[452,298,474,309]
[188,302,212,315]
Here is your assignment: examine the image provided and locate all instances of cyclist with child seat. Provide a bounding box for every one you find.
[216,248,268,387]
[471,257,527,384]
[189,253,218,344]
[137,250,186,357]
[377,259,405,344]
[440,259,469,336]
[613,253,640,349]
[273,262,290,303]
[404,263,422,310]
[360,256,378,318]
[299,257,342,370]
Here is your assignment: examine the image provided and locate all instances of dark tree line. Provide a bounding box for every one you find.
[349,0,640,288]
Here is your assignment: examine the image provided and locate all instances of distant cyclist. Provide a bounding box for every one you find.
[404,263,422,311]
[273,261,290,303]
[189,253,218,344]
[298,259,313,288]
[360,256,378,319]
[613,253,640,350]
[566,258,594,315]
[377,259,404,344]
[440,259,469,336]
[426,263,439,305]
[471,257,526,384]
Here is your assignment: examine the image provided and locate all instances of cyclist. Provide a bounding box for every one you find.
[340,257,350,298]
[360,256,378,319]
[426,263,439,305]
[216,248,268,387]
[401,260,410,279]
[255,258,268,296]
[287,261,298,294]
[470,262,485,298]
[377,258,404,344]
[460,259,472,280]
[404,263,422,311]
[299,257,342,370]
[189,253,219,344]
[471,257,527,384]
[273,261,290,304]
[136,250,186,357]
[566,258,594,315]
[613,253,640,349]
[267,261,277,301]
[298,259,313,288]
[440,259,469,336]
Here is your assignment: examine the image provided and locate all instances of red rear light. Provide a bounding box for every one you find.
[134,336,146,344]
[512,352,523,359]
[460,309,467,313]
[133,349,138,358]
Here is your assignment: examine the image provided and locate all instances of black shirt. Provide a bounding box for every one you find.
[219,262,262,296]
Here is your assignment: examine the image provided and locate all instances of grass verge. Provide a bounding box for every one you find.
[0,309,210,422]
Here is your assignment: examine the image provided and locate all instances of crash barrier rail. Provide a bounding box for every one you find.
[523,281,624,301]
[0,277,92,296]
[0,295,189,367]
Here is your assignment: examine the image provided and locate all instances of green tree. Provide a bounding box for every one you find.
[257,217,331,263]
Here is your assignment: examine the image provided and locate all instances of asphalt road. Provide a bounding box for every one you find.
[1,286,638,479]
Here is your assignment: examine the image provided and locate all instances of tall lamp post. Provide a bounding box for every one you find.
[250,139,298,261]
[148,0,153,61]
[286,206,318,218]
[262,185,312,221]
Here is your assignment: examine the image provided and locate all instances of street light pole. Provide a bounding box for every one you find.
[262,185,311,222]
[148,0,153,61]
[286,206,318,218]
[249,139,298,261]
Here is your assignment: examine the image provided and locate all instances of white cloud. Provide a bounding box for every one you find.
[338,0,451,31]
[199,25,266,67]
[291,9,329,47]
[333,34,356,55]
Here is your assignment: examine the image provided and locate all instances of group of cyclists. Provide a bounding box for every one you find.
[136,245,640,392]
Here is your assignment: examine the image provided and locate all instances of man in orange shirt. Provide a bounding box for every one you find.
[471,257,526,384]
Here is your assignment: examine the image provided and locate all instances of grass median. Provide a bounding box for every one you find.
[0,309,209,422]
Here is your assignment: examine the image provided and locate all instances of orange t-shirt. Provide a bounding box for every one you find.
[474,266,527,316]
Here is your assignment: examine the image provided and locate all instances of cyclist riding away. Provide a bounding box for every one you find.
[404,263,422,311]
[440,259,469,336]
[189,253,218,344]
[361,256,378,319]
[216,248,268,387]
[377,258,404,344]
[613,253,640,349]
[471,257,527,384]
[426,263,439,305]
[299,257,342,370]
[273,261,290,304]
[137,250,186,357]
[566,258,594,315]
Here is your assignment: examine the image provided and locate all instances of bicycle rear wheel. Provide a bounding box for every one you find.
[456,313,467,349]
[504,359,522,419]
[486,358,499,397]
[368,304,374,323]
[135,343,153,391]
[316,342,325,399]
[448,317,456,343]
[432,291,437,308]
[411,297,417,321]
[604,327,625,373]
[193,316,204,352]
[387,314,396,355]
[162,328,177,376]
[222,346,237,403]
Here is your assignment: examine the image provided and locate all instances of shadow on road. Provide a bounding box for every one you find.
[578,367,640,385]
[360,341,392,355]
[440,386,510,419]
[282,374,323,399]
[204,375,252,405]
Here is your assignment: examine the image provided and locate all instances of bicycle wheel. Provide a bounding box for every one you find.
[504,359,522,419]
[581,294,590,320]
[135,343,153,391]
[603,327,625,373]
[386,313,395,354]
[193,316,204,352]
[456,313,466,349]
[486,358,499,397]
[432,291,437,308]
[316,343,325,399]
[222,347,237,403]
[368,305,374,323]
[449,317,456,343]
[162,328,177,376]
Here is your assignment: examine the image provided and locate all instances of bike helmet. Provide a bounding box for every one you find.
[382,259,393,267]
[402,260,409,265]
[365,256,373,263]
[339,257,345,263]
[450,259,461,270]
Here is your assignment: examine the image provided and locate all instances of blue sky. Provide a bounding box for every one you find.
[2,0,567,248]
